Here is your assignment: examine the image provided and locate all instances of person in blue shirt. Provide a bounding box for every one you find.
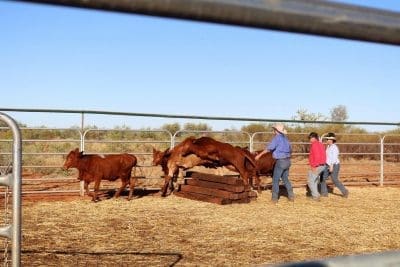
[255,123,294,203]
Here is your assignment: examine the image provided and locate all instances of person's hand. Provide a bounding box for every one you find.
[255,155,260,161]
[329,165,333,172]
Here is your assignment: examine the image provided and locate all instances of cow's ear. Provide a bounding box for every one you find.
[79,151,84,157]
[152,147,156,153]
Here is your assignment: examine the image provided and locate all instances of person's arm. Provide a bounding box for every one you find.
[255,149,268,161]
[328,145,339,172]
[256,136,277,161]
[309,142,317,170]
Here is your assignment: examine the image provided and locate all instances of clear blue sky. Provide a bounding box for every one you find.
[1,0,400,130]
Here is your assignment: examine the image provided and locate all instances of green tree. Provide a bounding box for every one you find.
[161,122,181,135]
[241,123,271,134]
[292,108,327,122]
[183,122,212,131]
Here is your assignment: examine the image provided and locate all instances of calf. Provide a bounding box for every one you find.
[181,137,257,187]
[153,137,218,196]
[250,150,276,193]
[63,148,137,201]
[254,150,276,177]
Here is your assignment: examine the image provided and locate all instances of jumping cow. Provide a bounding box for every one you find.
[180,136,257,187]
[152,137,218,196]
[63,148,137,202]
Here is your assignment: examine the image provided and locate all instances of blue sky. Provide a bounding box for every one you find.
[1,0,400,130]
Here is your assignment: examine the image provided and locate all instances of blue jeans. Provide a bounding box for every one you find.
[321,164,348,196]
[271,158,294,200]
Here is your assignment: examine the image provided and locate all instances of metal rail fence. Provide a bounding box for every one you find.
[0,113,22,267]
[19,0,400,46]
[6,0,400,265]
[1,126,400,197]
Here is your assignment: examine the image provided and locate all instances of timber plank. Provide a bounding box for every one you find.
[185,179,247,193]
[180,185,249,200]
[187,171,243,185]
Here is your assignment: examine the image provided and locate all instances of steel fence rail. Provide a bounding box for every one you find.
[1,110,400,196]
[0,112,22,267]
[2,108,400,127]
[16,0,400,46]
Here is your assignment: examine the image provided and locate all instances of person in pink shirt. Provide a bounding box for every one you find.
[307,132,326,201]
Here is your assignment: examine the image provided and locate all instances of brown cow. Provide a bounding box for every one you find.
[180,137,257,187]
[152,148,172,177]
[153,137,219,196]
[254,150,276,177]
[248,150,276,193]
[152,147,178,194]
[63,148,137,202]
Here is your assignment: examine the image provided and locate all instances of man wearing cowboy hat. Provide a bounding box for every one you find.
[255,123,294,203]
[320,132,349,198]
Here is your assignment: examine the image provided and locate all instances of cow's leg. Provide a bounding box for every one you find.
[169,169,179,193]
[84,180,91,197]
[128,176,137,201]
[255,174,262,194]
[92,179,101,202]
[115,178,128,199]
[161,175,172,197]
[239,169,249,186]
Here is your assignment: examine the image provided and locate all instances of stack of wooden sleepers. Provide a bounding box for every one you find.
[174,171,257,205]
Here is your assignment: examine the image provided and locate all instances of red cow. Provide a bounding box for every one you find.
[248,150,276,192]
[152,148,171,177]
[254,150,276,177]
[63,148,137,202]
[152,137,218,196]
[180,137,257,187]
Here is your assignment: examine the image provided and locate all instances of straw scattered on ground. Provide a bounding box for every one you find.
[21,186,400,266]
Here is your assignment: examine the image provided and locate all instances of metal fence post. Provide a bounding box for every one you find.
[78,129,91,196]
[380,136,385,186]
[0,112,22,267]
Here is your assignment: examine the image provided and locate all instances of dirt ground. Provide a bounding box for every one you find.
[18,186,400,266]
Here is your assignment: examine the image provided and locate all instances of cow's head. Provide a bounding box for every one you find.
[63,148,83,170]
[152,148,166,166]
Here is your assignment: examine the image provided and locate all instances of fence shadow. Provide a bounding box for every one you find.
[22,249,183,267]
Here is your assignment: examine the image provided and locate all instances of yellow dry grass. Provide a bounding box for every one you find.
[21,187,400,266]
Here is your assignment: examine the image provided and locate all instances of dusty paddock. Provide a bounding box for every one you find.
[21,187,400,266]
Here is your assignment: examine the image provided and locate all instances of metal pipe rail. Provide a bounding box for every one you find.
[0,112,21,267]
[17,0,400,46]
[2,108,400,127]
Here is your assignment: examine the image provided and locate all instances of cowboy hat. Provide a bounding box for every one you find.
[272,123,287,135]
[324,132,336,140]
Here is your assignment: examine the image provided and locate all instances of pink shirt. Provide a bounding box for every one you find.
[309,140,326,167]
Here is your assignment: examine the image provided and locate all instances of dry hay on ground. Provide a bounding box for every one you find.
[21,187,400,266]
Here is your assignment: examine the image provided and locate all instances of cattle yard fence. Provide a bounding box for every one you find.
[0,120,400,197]
[0,112,22,267]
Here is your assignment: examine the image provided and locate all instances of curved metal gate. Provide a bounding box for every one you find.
[0,112,22,267]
